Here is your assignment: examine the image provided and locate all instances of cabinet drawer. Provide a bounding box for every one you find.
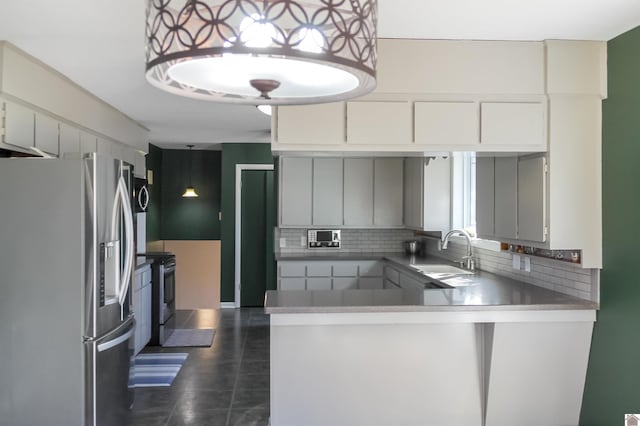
[306,262,332,277]
[384,266,400,284]
[279,262,306,277]
[358,261,383,277]
[359,277,383,290]
[384,279,401,289]
[141,268,152,286]
[333,277,358,290]
[332,263,358,277]
[279,278,306,290]
[307,278,332,290]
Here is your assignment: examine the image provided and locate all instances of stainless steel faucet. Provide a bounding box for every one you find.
[441,229,475,271]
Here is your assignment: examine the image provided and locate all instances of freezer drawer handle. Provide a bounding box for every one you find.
[97,326,134,352]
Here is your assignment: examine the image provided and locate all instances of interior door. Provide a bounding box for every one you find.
[240,170,275,306]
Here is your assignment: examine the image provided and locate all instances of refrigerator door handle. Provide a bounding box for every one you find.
[117,177,134,311]
[96,322,135,352]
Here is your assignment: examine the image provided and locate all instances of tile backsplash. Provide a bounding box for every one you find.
[422,238,599,303]
[276,228,415,254]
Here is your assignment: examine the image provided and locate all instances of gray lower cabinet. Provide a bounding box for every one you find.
[277,260,384,290]
[280,157,313,226]
[133,265,152,355]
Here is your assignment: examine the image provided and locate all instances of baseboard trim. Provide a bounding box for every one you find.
[220,302,237,309]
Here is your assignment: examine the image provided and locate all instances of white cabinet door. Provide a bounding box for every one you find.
[475,157,495,238]
[80,131,97,153]
[59,122,80,156]
[280,157,313,226]
[403,158,423,229]
[312,158,343,226]
[494,157,518,239]
[480,102,545,147]
[374,158,404,226]
[415,101,478,146]
[343,158,374,226]
[3,101,34,149]
[518,156,547,242]
[142,281,152,346]
[423,157,451,233]
[277,103,345,144]
[347,101,411,145]
[34,113,59,156]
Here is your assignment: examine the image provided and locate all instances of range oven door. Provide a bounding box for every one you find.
[159,261,176,324]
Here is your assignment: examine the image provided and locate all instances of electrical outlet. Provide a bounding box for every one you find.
[279,238,286,248]
[301,236,307,247]
[524,256,531,272]
[512,254,521,270]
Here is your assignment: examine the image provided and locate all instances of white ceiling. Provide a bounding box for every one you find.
[0,0,639,149]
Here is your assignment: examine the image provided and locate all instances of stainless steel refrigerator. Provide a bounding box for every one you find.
[0,153,136,426]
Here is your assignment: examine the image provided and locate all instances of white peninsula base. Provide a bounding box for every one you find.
[269,310,595,426]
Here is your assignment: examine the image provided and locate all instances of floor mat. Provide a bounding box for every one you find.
[129,353,188,388]
[162,328,215,348]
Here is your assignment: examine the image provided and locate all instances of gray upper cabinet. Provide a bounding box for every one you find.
[312,158,343,226]
[280,157,313,226]
[404,157,451,233]
[403,158,423,229]
[343,158,374,226]
[3,101,34,150]
[494,157,518,239]
[518,156,547,242]
[374,158,404,226]
[34,113,59,156]
[476,155,547,243]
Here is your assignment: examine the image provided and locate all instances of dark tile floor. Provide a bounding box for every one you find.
[127,308,270,426]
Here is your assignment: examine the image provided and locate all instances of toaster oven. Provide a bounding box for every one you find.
[308,229,341,248]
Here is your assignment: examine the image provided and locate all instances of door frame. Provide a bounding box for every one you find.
[235,164,274,308]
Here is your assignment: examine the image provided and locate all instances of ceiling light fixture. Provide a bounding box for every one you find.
[145,0,378,105]
[257,105,272,116]
[182,145,199,198]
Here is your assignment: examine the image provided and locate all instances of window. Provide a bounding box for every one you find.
[451,152,476,236]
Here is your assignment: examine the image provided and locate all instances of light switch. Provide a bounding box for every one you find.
[524,256,531,272]
[279,238,286,248]
[512,254,521,270]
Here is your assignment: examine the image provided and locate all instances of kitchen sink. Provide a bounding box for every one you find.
[411,264,474,279]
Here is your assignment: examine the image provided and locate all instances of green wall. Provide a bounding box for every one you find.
[220,143,275,302]
[580,26,640,424]
[145,144,221,241]
[160,149,221,240]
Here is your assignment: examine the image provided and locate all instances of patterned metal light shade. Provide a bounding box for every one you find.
[145,0,377,104]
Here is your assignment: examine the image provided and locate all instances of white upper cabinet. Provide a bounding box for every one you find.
[415,101,477,146]
[58,122,80,156]
[34,113,59,156]
[480,102,545,148]
[312,158,343,226]
[343,158,374,226]
[134,151,146,178]
[276,103,344,145]
[3,101,34,150]
[373,158,404,226]
[80,130,97,153]
[280,157,313,226]
[346,101,411,145]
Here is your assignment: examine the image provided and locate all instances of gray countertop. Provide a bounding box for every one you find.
[266,253,599,313]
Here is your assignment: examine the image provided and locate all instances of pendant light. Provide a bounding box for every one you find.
[144,0,378,105]
[182,145,199,198]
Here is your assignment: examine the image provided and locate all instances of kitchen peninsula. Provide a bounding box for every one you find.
[265,255,597,426]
